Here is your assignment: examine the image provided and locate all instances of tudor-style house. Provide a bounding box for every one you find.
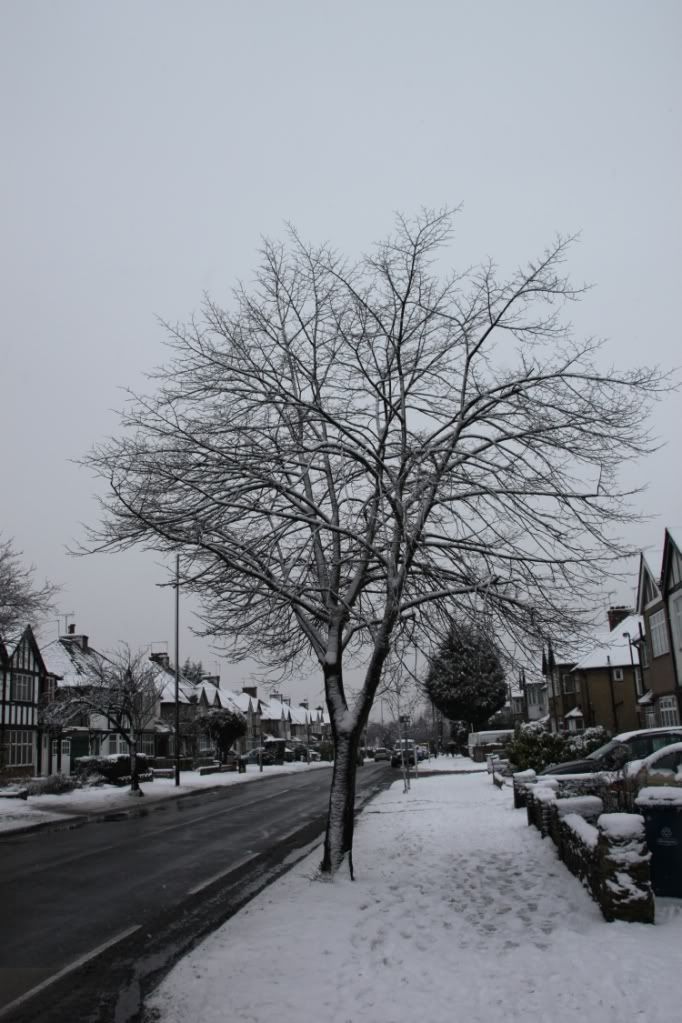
[0,625,56,779]
[635,530,682,727]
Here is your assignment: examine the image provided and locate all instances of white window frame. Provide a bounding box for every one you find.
[139,734,156,756]
[10,672,34,703]
[561,672,575,695]
[659,696,680,727]
[8,729,34,766]
[612,667,624,682]
[650,609,669,658]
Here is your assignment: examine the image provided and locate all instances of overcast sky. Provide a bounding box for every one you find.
[1,1,680,706]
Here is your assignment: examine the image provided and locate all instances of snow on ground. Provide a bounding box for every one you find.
[147,770,682,1023]
[417,753,488,773]
[0,797,69,833]
[0,761,332,832]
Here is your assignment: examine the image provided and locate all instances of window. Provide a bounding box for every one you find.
[612,667,624,682]
[105,734,128,756]
[527,687,537,706]
[658,696,680,728]
[561,673,575,695]
[649,610,669,658]
[671,594,682,652]
[645,708,657,728]
[640,640,650,669]
[8,729,34,766]
[139,734,156,756]
[634,667,643,697]
[10,672,33,703]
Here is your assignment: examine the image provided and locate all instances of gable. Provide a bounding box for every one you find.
[9,626,48,676]
[662,529,682,593]
[636,553,661,612]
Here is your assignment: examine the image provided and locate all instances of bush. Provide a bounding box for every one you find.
[74,753,150,785]
[565,726,608,758]
[505,722,570,772]
[25,773,80,796]
[506,723,610,772]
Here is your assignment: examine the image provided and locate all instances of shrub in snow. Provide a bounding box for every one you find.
[506,723,608,773]
[74,753,150,785]
[505,724,569,772]
[565,726,607,758]
[25,773,80,796]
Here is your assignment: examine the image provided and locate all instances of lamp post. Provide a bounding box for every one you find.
[623,631,640,714]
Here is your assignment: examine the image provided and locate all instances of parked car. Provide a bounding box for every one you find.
[539,727,682,776]
[240,748,276,766]
[391,748,416,768]
[373,747,390,761]
[630,741,682,785]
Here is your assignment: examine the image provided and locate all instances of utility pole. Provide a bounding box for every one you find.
[174,554,181,787]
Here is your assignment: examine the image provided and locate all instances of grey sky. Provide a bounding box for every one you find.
[1,1,680,705]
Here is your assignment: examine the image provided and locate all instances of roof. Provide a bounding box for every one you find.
[565,707,584,718]
[40,636,107,686]
[571,613,642,671]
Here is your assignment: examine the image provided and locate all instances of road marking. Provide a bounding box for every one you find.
[187,852,262,895]
[0,924,141,1019]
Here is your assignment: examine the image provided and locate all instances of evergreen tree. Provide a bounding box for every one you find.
[424,622,506,731]
[182,658,205,684]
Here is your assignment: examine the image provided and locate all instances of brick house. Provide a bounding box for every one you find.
[570,610,642,735]
[635,532,682,727]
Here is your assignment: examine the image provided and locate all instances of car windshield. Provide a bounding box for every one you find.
[586,739,629,761]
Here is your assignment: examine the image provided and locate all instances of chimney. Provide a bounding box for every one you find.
[299,699,309,709]
[242,685,257,698]
[607,606,633,632]
[271,692,282,703]
[201,674,220,688]
[150,651,170,670]
[63,624,89,651]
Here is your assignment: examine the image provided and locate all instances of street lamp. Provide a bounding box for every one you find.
[623,631,641,708]
[174,555,181,787]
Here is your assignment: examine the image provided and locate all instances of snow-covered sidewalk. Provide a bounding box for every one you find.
[147,770,682,1023]
[0,761,332,834]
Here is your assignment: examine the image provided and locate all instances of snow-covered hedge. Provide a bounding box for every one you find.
[526,785,654,923]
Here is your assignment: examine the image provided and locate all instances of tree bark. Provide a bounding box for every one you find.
[320,729,359,877]
[128,736,143,796]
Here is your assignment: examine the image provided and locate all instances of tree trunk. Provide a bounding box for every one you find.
[129,737,143,797]
[320,729,359,877]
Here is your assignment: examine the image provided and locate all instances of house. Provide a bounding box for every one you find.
[259,693,293,742]
[0,625,55,779]
[545,651,579,733]
[40,625,109,771]
[545,606,642,735]
[635,532,682,727]
[570,610,642,735]
[508,672,548,724]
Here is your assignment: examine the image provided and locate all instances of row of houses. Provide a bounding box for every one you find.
[0,623,330,779]
[528,529,682,736]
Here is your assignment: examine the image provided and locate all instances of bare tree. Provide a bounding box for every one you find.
[0,536,59,637]
[82,209,666,873]
[72,647,163,796]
